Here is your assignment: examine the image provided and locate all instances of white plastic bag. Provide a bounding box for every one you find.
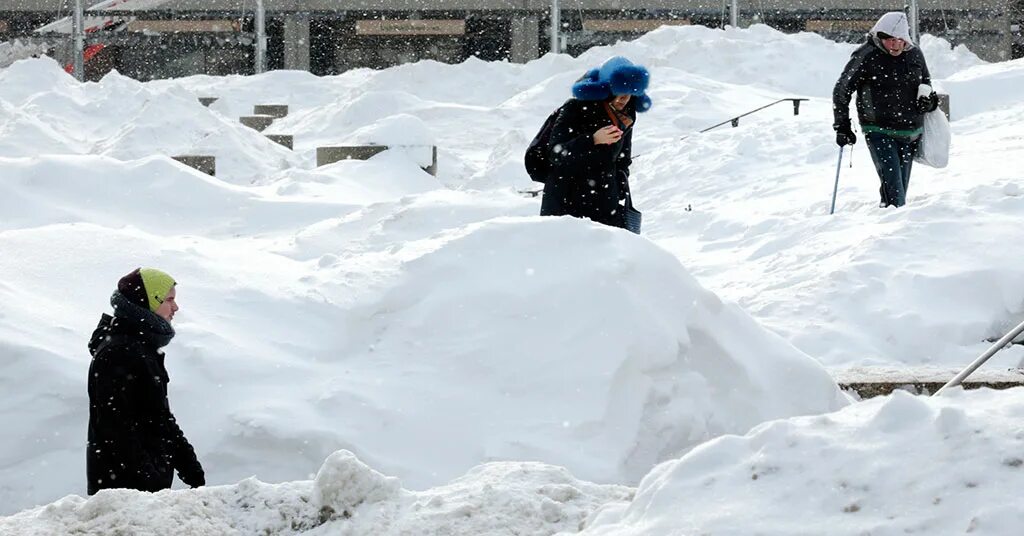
[915,109,950,168]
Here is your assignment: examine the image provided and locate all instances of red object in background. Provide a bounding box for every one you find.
[63,44,107,74]
[61,17,120,75]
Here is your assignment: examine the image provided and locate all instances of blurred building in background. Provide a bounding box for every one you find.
[1,0,1020,80]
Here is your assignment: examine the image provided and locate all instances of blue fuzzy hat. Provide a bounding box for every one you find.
[571,56,652,112]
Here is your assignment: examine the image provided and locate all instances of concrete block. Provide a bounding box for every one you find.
[316,145,437,176]
[937,93,950,120]
[198,97,219,107]
[254,104,289,118]
[317,145,388,167]
[240,115,275,132]
[266,134,294,150]
[172,155,216,176]
[423,145,438,176]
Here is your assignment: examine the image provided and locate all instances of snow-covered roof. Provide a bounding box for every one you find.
[33,0,171,34]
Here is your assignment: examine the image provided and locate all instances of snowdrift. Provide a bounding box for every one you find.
[0,206,847,515]
[2,23,1024,528]
[0,57,301,184]
[0,450,633,535]
[580,388,1024,536]
[4,389,1023,535]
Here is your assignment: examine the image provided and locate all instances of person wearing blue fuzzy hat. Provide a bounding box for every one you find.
[538,56,652,231]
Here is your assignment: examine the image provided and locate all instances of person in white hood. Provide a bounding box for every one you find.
[832,11,940,208]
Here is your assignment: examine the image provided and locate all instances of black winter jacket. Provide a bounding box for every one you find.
[540,98,635,229]
[833,38,932,133]
[86,294,204,495]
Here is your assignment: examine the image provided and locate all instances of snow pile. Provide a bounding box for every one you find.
[580,388,1024,536]
[0,39,49,69]
[1,22,1022,528]
[0,200,846,514]
[917,34,987,80]
[632,50,1024,366]
[5,388,1024,535]
[0,57,301,184]
[0,450,634,535]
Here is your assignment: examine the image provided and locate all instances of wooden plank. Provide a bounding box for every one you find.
[805,20,875,32]
[355,19,465,36]
[125,19,240,32]
[582,19,690,32]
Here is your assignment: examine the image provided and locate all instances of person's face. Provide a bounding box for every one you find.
[155,286,178,322]
[880,35,906,56]
[610,94,631,111]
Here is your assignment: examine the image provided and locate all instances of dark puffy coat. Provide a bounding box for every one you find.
[833,38,932,132]
[540,98,635,229]
[86,295,204,495]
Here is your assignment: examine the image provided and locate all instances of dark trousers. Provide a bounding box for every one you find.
[865,132,919,208]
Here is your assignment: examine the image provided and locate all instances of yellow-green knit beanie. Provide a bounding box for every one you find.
[139,268,176,312]
[118,267,176,312]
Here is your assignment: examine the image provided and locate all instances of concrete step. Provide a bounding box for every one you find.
[317,144,437,176]
[265,134,293,150]
[254,104,289,118]
[171,155,216,176]
[240,115,275,132]
[833,367,1024,399]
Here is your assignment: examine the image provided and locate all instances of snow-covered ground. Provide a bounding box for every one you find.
[1,23,1023,533]
[4,389,1022,535]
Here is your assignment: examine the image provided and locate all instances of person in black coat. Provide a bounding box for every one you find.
[833,11,939,208]
[540,56,652,229]
[87,267,204,495]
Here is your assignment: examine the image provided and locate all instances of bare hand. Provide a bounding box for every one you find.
[593,125,623,145]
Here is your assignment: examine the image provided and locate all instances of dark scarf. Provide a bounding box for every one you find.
[109,291,176,348]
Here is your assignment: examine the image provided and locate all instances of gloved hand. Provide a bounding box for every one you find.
[834,121,857,147]
[177,462,205,488]
[917,92,939,114]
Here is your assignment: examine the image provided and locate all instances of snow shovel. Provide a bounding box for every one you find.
[935,318,1024,395]
[829,147,843,215]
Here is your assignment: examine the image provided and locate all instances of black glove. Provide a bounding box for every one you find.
[917,92,938,114]
[834,121,856,147]
[177,461,205,488]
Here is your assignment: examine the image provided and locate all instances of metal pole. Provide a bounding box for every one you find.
[908,0,920,44]
[550,0,560,54]
[829,147,843,215]
[72,0,85,81]
[934,318,1024,395]
[255,0,267,74]
[730,0,739,28]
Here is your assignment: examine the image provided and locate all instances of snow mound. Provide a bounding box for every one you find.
[940,58,1024,119]
[0,65,301,184]
[0,22,1018,524]
[0,155,351,235]
[580,388,1024,536]
[630,52,1024,367]
[314,450,401,516]
[0,39,49,70]
[0,211,846,516]
[322,217,847,488]
[918,34,987,79]
[0,451,633,535]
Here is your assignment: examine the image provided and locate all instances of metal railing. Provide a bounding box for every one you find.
[935,318,1024,395]
[683,97,809,139]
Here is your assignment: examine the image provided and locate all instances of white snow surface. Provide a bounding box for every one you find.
[0,39,49,69]
[580,388,1024,536]
[1,23,1023,532]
